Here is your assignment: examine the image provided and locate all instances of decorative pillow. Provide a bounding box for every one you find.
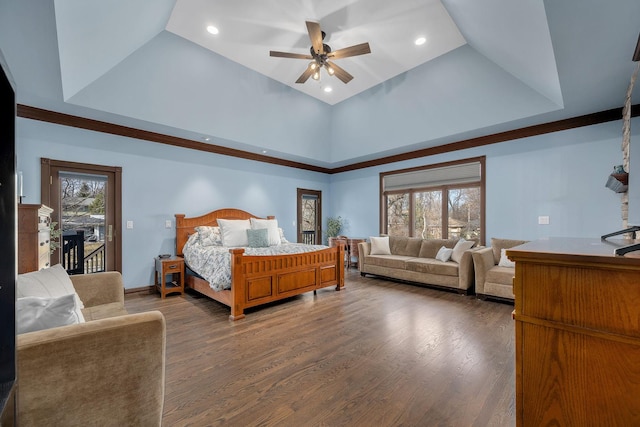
[247,228,269,248]
[498,248,516,268]
[435,246,453,262]
[16,294,82,334]
[250,218,281,246]
[491,238,528,265]
[369,236,391,255]
[217,219,251,247]
[17,264,85,323]
[195,226,222,246]
[278,228,289,244]
[450,238,475,263]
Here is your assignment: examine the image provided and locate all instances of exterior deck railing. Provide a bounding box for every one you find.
[62,230,105,274]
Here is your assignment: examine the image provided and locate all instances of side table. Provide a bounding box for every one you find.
[154,256,184,298]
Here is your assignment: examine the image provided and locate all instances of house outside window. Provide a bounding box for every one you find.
[381,157,485,245]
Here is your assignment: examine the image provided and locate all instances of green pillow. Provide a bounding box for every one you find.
[246,228,269,248]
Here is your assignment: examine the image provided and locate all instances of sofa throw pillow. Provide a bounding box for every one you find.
[498,248,516,268]
[435,246,453,262]
[16,294,81,334]
[195,226,222,246]
[451,238,475,263]
[250,218,281,246]
[369,236,391,255]
[217,219,251,247]
[247,228,269,248]
[17,264,85,323]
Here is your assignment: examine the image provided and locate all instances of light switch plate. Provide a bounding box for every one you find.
[538,216,550,225]
[165,220,172,229]
[126,220,134,229]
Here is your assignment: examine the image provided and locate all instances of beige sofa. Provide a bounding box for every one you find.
[358,236,479,294]
[471,237,528,301]
[17,269,166,426]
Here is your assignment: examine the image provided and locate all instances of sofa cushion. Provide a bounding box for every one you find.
[406,258,459,277]
[451,239,475,263]
[81,302,129,321]
[17,294,82,334]
[418,239,458,259]
[17,264,85,323]
[389,237,423,257]
[364,255,413,269]
[370,236,391,255]
[486,265,516,285]
[491,238,528,264]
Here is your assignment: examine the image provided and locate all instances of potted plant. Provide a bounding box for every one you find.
[325,216,344,245]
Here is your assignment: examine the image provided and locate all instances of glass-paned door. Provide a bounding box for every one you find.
[41,158,122,274]
[297,189,321,244]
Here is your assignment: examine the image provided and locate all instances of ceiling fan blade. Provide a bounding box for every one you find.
[328,42,371,59]
[295,67,315,84]
[270,51,314,60]
[327,61,353,84]
[306,21,324,55]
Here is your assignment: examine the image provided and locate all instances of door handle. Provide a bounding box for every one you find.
[108,224,113,242]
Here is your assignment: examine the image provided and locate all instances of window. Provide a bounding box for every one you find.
[381,157,485,244]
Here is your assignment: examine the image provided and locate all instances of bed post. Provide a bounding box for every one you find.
[228,248,246,321]
[337,245,345,290]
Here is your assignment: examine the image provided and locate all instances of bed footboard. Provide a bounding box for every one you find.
[228,246,345,320]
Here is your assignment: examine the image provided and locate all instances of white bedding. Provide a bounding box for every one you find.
[182,233,328,291]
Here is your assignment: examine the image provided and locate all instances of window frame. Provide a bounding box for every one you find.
[379,156,486,245]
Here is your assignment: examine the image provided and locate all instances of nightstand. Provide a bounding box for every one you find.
[154,256,184,298]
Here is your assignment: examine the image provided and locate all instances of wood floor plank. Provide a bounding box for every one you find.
[125,269,515,426]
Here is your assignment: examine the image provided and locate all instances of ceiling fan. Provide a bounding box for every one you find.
[270,21,371,84]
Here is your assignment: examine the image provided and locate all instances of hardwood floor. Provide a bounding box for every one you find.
[125,269,515,426]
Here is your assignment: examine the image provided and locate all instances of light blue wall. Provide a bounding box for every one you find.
[16,118,331,288]
[330,118,639,243]
[17,116,638,288]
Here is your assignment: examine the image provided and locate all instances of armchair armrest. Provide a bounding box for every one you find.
[357,242,371,271]
[70,271,125,308]
[17,311,166,426]
[472,247,496,296]
[457,247,481,291]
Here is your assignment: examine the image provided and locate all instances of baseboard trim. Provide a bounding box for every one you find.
[125,285,155,295]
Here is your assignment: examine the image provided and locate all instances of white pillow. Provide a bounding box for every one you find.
[369,236,391,255]
[217,219,251,247]
[435,246,453,262]
[451,238,475,263]
[17,264,85,323]
[17,294,82,334]
[278,228,289,243]
[498,248,516,268]
[250,218,281,246]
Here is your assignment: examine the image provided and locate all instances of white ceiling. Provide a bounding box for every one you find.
[166,0,468,105]
[1,0,639,168]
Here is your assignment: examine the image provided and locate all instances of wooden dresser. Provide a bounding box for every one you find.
[507,237,640,426]
[18,204,53,273]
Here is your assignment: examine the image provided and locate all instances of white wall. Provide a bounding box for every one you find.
[18,116,638,288]
[330,118,639,243]
[17,118,331,288]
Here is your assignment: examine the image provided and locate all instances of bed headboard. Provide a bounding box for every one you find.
[175,208,274,256]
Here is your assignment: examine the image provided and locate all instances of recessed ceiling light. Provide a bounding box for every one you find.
[324,87,333,93]
[261,150,268,154]
[415,37,426,46]
[206,25,219,35]
[202,136,211,141]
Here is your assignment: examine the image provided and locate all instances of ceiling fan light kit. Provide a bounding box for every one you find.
[270,21,371,85]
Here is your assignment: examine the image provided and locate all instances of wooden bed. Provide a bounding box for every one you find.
[175,208,345,320]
